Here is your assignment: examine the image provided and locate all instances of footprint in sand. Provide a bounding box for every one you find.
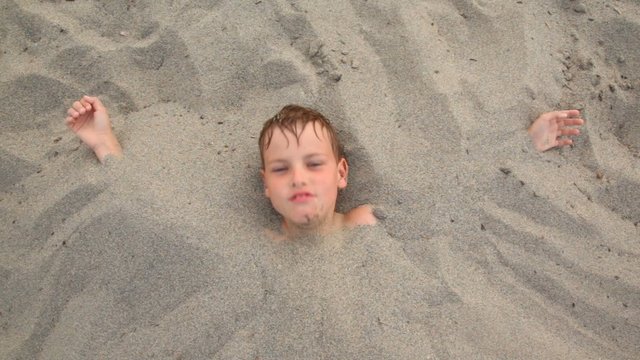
[475,169,640,357]
[0,149,39,192]
[7,210,232,359]
[274,10,342,83]
[598,19,640,155]
[0,75,76,132]
[562,16,640,225]
[128,30,203,104]
[28,184,104,249]
[50,30,202,108]
[71,1,159,41]
[348,0,462,156]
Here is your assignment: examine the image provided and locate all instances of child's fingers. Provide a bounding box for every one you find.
[554,109,580,119]
[537,110,581,124]
[560,128,580,136]
[557,138,573,147]
[79,97,93,111]
[67,107,79,118]
[564,118,585,126]
[72,101,86,114]
[560,109,581,118]
[83,96,106,113]
[65,116,78,131]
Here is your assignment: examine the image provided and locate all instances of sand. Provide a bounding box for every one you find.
[1,0,639,359]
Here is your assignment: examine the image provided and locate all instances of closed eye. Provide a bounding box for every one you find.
[271,167,287,173]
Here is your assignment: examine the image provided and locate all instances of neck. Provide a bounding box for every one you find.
[282,212,344,238]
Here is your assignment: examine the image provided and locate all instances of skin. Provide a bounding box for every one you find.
[261,123,376,237]
[64,96,375,237]
[64,96,578,235]
[65,96,122,163]
[528,109,585,152]
[65,96,583,160]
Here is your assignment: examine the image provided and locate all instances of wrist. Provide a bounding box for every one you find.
[93,136,122,164]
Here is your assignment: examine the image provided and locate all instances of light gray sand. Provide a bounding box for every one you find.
[1,0,639,359]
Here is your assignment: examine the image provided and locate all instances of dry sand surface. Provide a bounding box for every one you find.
[1,0,639,359]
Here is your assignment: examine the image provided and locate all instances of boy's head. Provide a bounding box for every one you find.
[259,105,343,167]
[259,105,348,232]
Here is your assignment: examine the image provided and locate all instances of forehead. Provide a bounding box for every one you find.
[264,122,333,157]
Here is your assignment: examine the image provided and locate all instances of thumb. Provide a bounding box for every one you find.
[83,96,107,113]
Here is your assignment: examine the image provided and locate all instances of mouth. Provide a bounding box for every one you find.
[290,192,314,202]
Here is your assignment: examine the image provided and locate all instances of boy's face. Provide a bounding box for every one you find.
[261,122,347,231]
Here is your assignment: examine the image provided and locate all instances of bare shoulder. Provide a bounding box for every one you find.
[344,204,377,227]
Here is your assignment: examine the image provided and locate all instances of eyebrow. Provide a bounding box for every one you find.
[266,159,287,166]
[304,153,326,159]
[266,153,327,165]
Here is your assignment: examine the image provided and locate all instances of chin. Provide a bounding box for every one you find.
[288,213,321,228]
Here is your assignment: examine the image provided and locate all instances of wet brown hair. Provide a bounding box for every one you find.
[259,105,343,168]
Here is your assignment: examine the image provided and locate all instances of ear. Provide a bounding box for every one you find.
[260,168,270,198]
[337,158,348,189]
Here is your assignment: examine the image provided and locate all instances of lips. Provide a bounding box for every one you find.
[290,192,314,202]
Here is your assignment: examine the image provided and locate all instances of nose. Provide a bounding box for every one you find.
[291,165,307,188]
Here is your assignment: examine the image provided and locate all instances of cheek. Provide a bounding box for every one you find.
[319,173,340,193]
[267,178,287,196]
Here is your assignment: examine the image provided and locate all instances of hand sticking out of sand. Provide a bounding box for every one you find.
[65,96,122,163]
[528,110,585,152]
